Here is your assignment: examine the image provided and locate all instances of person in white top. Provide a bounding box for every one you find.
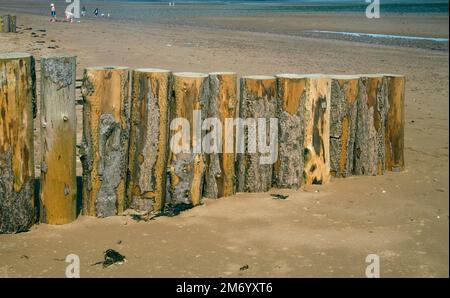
[50,3,56,22]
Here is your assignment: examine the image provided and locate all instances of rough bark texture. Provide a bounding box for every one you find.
[127,69,171,214]
[0,53,35,233]
[354,75,388,176]
[166,72,208,209]
[274,74,306,189]
[40,55,77,224]
[80,66,130,218]
[384,74,405,172]
[303,75,331,185]
[236,76,277,192]
[329,76,359,177]
[203,72,238,198]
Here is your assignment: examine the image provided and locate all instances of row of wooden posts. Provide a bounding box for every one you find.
[0,53,405,234]
[0,15,16,33]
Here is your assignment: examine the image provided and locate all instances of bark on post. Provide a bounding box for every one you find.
[303,75,331,185]
[236,75,278,193]
[354,74,388,176]
[1,15,10,33]
[127,68,171,214]
[329,75,359,177]
[203,72,238,198]
[166,72,209,209]
[384,74,405,172]
[40,54,77,224]
[9,15,16,33]
[0,53,36,233]
[80,66,130,217]
[274,74,306,189]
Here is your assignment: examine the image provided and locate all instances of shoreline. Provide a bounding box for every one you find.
[2,10,448,51]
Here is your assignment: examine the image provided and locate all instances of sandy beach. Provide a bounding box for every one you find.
[0,5,448,277]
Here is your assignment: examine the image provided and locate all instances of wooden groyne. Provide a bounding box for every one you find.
[0,51,406,232]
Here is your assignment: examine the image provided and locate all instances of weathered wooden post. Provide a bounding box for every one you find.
[203,72,238,198]
[0,15,10,33]
[9,15,16,33]
[384,74,405,172]
[329,75,359,177]
[127,68,171,214]
[40,54,77,224]
[166,72,209,210]
[0,53,36,233]
[355,74,388,176]
[80,66,130,218]
[236,75,278,193]
[303,75,331,185]
[274,74,306,189]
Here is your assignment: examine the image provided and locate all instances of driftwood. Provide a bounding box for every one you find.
[40,54,77,224]
[329,75,359,177]
[384,74,405,172]
[203,72,238,198]
[0,53,36,233]
[127,68,171,214]
[80,66,130,217]
[303,75,331,185]
[166,72,209,209]
[354,75,388,176]
[274,74,306,189]
[236,75,278,192]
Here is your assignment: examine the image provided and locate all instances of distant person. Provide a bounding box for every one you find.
[50,3,56,22]
[81,6,86,17]
[94,8,99,17]
[65,9,74,23]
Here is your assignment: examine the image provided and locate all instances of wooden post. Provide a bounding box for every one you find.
[384,74,405,172]
[329,75,359,177]
[274,74,306,189]
[39,54,77,224]
[354,74,388,176]
[203,72,238,198]
[236,75,278,193]
[80,66,130,218]
[166,72,208,209]
[0,53,36,233]
[303,75,331,185]
[127,68,171,214]
[1,15,10,33]
[9,15,16,33]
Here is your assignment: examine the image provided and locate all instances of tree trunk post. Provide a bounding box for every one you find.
[329,75,359,177]
[303,75,331,185]
[274,74,306,189]
[166,72,209,209]
[384,74,405,172]
[203,72,238,199]
[1,15,10,33]
[8,16,16,33]
[0,53,36,233]
[127,68,171,214]
[80,66,131,217]
[39,54,77,224]
[236,75,278,193]
[355,74,388,176]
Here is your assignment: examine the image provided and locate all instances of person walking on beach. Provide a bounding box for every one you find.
[81,6,86,17]
[50,3,56,22]
[94,8,99,17]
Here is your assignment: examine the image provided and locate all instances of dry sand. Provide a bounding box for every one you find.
[0,11,448,277]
